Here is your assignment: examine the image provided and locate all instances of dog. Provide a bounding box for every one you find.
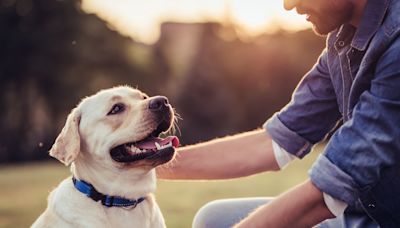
[32,86,179,228]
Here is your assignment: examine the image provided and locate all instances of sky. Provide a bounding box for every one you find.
[81,0,311,44]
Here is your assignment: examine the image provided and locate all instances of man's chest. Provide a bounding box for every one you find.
[328,43,373,122]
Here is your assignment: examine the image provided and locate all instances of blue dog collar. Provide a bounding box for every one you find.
[72,177,146,208]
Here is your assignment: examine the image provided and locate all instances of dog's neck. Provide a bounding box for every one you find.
[71,157,156,200]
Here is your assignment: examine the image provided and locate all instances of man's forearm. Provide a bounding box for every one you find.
[156,129,280,180]
[235,180,335,228]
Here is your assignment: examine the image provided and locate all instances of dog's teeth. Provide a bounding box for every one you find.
[158,142,173,150]
[155,142,161,150]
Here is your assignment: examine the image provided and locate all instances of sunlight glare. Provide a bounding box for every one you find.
[81,0,310,44]
[230,0,274,35]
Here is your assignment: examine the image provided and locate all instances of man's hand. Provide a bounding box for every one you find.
[234,180,335,228]
[156,129,280,180]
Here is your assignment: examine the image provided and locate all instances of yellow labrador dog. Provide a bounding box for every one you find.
[32,86,179,228]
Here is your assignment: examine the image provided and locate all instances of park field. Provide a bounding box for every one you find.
[0,145,322,228]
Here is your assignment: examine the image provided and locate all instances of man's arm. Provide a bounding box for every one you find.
[156,129,280,180]
[235,180,335,228]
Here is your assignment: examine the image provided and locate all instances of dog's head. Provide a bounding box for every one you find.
[49,86,179,169]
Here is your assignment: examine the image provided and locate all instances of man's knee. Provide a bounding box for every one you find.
[193,200,226,228]
[192,198,271,228]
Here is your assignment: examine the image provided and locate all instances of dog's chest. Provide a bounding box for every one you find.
[104,202,164,228]
[52,181,166,228]
[57,198,165,228]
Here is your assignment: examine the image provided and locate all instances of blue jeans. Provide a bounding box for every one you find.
[192,198,379,228]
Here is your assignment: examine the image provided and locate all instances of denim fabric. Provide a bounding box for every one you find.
[265,0,400,226]
[192,198,378,228]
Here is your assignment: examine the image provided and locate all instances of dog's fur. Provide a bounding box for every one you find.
[32,86,176,228]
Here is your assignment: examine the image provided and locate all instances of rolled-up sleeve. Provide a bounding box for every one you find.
[264,49,341,158]
[310,41,400,205]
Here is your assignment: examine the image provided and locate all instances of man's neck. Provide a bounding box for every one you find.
[350,0,368,27]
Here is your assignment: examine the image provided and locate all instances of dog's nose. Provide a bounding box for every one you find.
[149,96,169,111]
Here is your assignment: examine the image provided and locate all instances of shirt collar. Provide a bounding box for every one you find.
[350,0,390,51]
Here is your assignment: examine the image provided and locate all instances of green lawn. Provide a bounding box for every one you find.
[0,145,322,228]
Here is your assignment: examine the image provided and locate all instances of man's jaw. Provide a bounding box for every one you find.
[307,13,343,36]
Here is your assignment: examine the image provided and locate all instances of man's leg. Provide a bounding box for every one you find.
[192,197,271,228]
[192,197,379,228]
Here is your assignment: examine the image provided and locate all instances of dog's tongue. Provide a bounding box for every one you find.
[135,136,179,150]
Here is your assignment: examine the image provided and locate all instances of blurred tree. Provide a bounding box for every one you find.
[0,0,160,163]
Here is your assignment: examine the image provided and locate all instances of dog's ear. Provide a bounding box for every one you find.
[49,108,81,166]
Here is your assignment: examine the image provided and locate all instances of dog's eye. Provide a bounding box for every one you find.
[108,103,125,115]
[142,94,148,100]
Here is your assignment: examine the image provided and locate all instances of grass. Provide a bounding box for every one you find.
[0,145,322,228]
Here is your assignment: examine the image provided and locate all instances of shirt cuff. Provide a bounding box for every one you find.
[271,140,348,216]
[272,140,296,169]
[264,113,313,158]
[309,154,359,205]
[323,192,348,217]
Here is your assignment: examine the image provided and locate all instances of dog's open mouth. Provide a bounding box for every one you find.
[110,132,179,163]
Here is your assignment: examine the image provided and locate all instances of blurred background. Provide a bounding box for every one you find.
[0,0,325,227]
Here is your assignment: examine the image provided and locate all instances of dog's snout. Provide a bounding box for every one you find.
[149,96,169,112]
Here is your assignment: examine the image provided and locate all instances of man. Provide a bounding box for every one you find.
[157,0,400,227]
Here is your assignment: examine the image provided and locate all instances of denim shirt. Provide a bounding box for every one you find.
[265,0,400,226]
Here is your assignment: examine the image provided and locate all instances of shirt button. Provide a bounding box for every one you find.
[338,41,345,47]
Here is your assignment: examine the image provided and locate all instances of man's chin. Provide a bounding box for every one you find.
[310,15,351,36]
[311,22,338,36]
[311,25,330,36]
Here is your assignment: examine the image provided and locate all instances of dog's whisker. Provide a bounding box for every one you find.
[170,125,176,136]
[173,121,182,136]
[173,109,183,121]
[171,111,182,136]
[169,124,178,136]
[169,117,181,137]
